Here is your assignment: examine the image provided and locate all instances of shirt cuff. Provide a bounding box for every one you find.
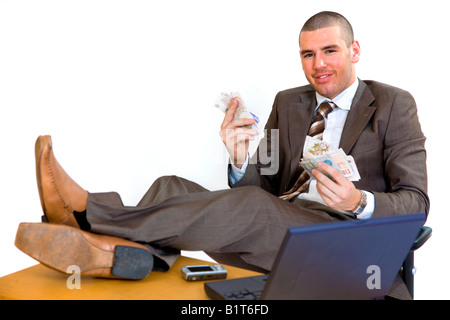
[356,191,375,220]
[228,154,249,185]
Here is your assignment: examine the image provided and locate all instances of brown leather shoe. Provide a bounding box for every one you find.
[35,135,87,228]
[15,223,154,279]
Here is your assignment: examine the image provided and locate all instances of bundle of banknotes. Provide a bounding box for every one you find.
[300,136,360,181]
[214,91,260,132]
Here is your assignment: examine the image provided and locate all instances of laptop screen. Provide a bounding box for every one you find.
[261,213,425,300]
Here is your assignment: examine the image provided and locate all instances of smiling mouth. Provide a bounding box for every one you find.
[315,74,332,83]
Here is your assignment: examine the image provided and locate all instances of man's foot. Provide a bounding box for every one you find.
[35,135,87,228]
[15,223,154,280]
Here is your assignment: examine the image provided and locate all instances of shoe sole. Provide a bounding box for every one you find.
[15,223,153,280]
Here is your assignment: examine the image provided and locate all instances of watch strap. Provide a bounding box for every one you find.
[353,190,367,215]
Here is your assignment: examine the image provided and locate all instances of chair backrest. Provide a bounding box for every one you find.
[402,226,432,299]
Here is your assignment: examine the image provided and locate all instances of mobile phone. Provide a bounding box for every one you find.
[181,265,227,281]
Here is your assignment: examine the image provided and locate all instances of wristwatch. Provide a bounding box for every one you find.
[353,190,367,215]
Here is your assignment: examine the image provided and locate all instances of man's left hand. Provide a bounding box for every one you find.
[312,161,361,212]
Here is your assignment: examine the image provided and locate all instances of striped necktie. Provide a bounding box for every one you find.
[280,101,336,201]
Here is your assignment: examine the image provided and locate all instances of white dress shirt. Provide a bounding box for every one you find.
[229,79,374,219]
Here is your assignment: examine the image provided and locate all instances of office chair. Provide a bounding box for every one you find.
[401,225,432,299]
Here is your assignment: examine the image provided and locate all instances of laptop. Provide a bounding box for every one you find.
[205,213,426,300]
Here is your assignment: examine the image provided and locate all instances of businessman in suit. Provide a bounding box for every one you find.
[16,12,429,299]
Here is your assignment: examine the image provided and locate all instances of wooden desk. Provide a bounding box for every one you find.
[0,256,262,300]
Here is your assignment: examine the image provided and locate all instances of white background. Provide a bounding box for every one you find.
[0,0,448,299]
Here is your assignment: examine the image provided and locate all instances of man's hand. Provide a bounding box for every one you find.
[219,98,258,168]
[312,161,362,212]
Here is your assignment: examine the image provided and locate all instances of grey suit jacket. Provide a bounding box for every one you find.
[232,80,430,218]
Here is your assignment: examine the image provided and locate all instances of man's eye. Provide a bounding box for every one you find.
[303,53,314,58]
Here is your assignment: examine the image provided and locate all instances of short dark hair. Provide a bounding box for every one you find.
[300,11,354,47]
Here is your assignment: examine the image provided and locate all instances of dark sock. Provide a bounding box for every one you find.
[73,210,91,231]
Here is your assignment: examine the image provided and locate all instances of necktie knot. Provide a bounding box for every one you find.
[316,101,336,119]
[308,101,336,139]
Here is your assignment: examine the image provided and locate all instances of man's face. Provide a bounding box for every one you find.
[299,26,360,99]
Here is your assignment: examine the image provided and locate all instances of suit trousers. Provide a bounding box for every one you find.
[85,175,353,273]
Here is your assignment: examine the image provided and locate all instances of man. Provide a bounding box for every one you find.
[15,11,429,299]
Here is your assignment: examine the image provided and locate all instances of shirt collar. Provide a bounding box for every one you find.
[315,78,359,111]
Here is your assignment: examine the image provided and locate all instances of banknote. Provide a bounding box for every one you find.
[214,91,260,132]
[300,154,339,180]
[303,136,337,160]
[301,136,360,181]
[329,149,354,179]
[345,155,361,181]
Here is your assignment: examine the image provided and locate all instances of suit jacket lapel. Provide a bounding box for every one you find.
[287,90,316,176]
[339,80,377,154]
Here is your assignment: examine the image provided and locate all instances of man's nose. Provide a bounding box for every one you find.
[314,54,326,69]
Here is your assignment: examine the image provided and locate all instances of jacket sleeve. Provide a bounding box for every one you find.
[371,89,430,218]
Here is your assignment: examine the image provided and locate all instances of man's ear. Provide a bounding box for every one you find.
[351,40,361,63]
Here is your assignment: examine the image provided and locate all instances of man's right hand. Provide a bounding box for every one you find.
[219,98,258,168]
